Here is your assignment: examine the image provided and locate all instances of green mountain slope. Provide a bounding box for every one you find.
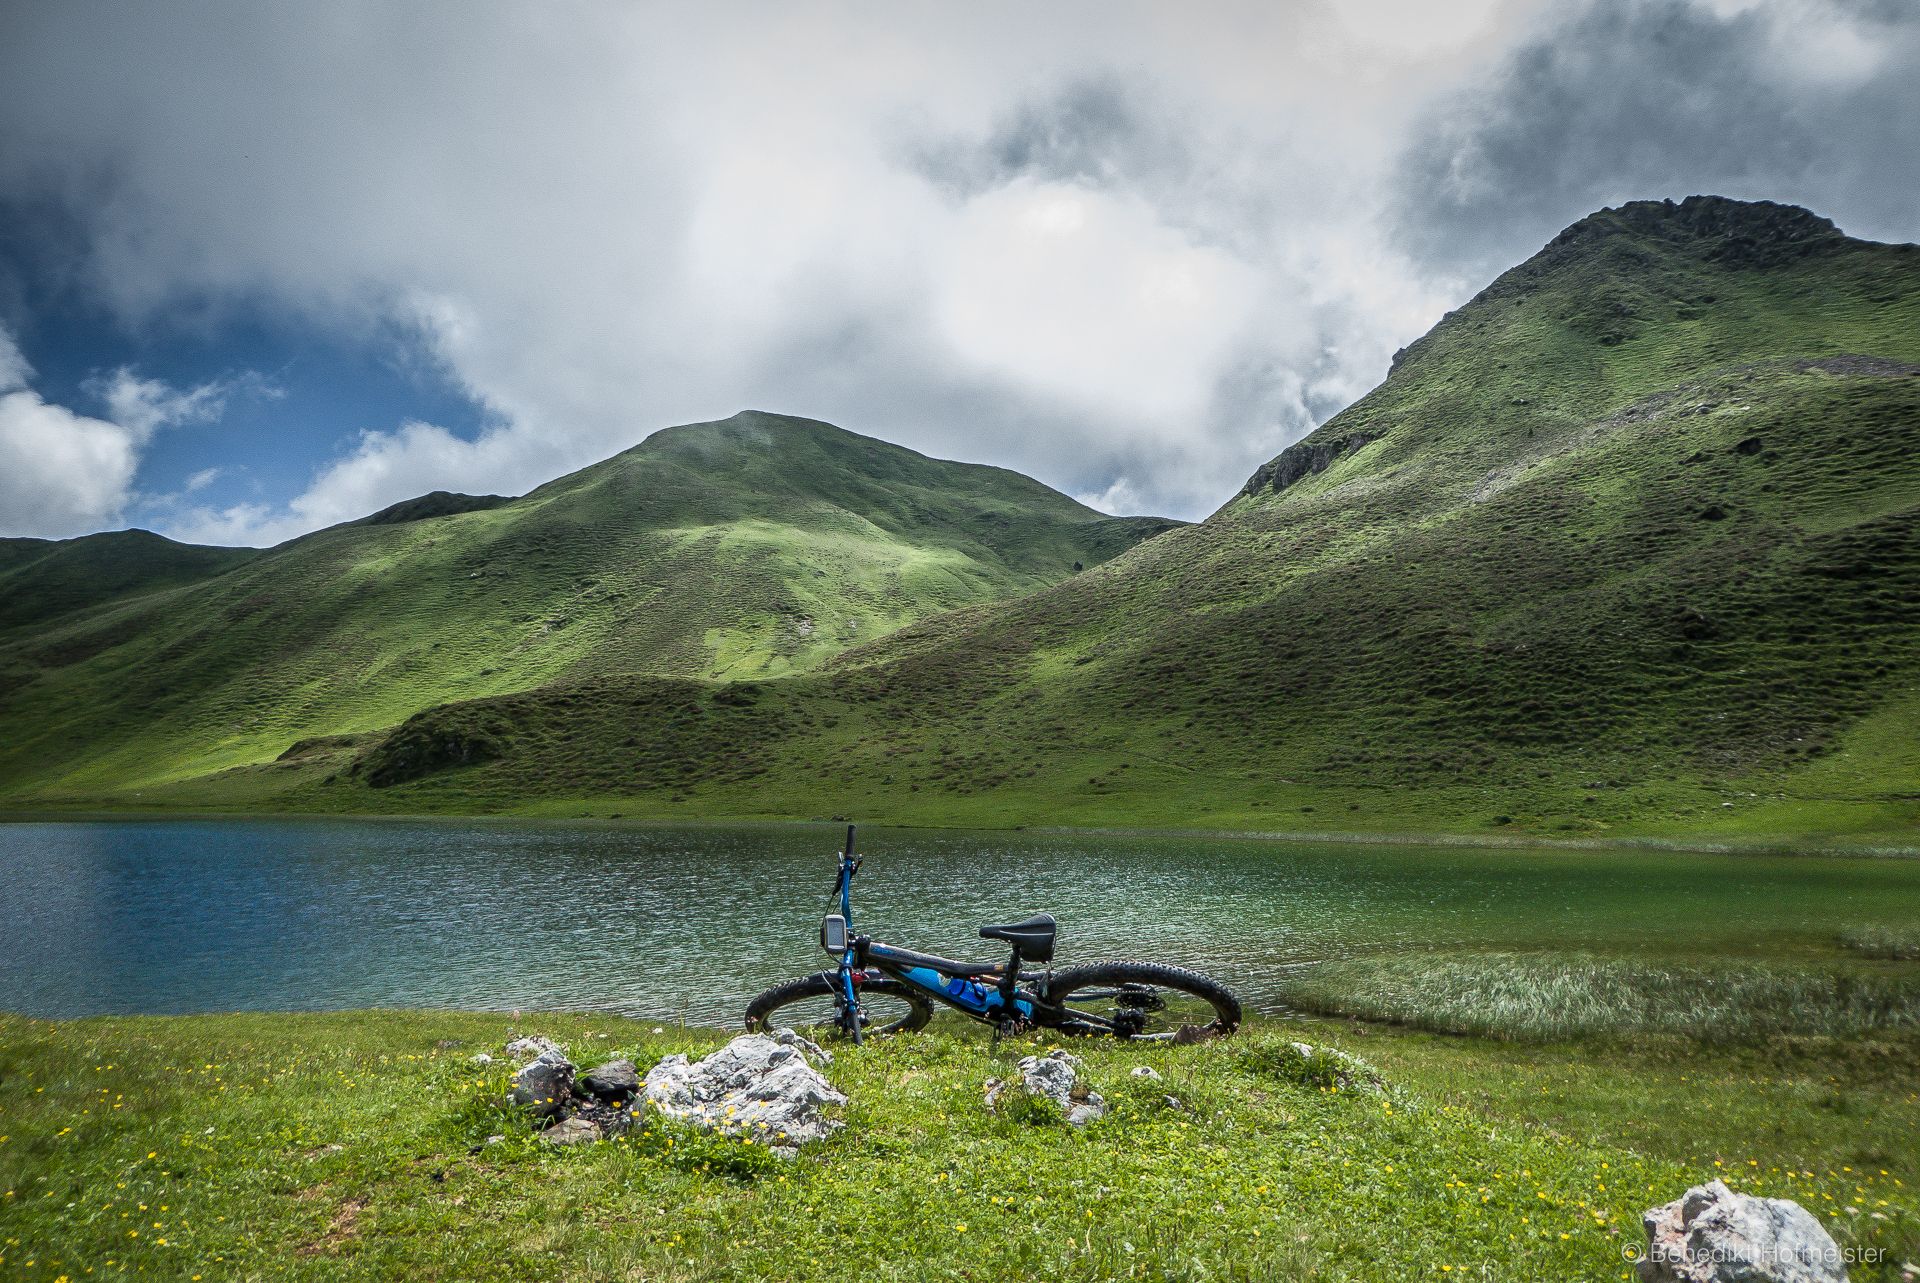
[0,411,1178,795]
[231,197,1920,845]
[0,529,257,633]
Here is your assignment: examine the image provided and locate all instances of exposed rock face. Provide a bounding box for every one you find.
[641,1033,846,1153]
[1239,431,1385,498]
[1494,197,1845,308]
[1562,197,1844,269]
[985,1049,1106,1126]
[579,1059,640,1104]
[1638,1179,1848,1283]
[772,1028,833,1065]
[510,1048,575,1120]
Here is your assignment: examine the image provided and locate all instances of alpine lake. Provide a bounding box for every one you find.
[4,817,1914,1024]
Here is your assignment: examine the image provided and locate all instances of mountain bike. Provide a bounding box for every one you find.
[744,826,1242,1043]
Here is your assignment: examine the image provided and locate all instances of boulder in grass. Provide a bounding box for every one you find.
[510,1048,575,1120]
[986,1049,1106,1126]
[579,1059,640,1104]
[505,1035,562,1062]
[541,1116,601,1147]
[641,1033,845,1154]
[1638,1179,1848,1283]
[772,1027,833,1066]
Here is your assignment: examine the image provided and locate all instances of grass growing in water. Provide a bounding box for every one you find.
[1840,926,1920,961]
[1283,952,1920,1042]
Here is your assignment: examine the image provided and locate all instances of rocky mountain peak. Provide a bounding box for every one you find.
[1548,195,1844,267]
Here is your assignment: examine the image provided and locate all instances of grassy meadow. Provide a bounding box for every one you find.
[2,1002,1916,1283]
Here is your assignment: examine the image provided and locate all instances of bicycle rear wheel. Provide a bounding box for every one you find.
[743,973,933,1038]
[1042,961,1241,1041]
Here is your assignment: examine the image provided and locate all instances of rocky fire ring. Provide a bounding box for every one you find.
[500,1030,844,1154]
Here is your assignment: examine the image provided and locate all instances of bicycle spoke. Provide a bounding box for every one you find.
[1043,964,1241,1041]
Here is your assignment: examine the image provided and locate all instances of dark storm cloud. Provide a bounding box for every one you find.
[913,77,1185,198]
[1395,0,1920,286]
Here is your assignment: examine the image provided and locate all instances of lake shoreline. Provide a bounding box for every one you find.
[2,802,1916,859]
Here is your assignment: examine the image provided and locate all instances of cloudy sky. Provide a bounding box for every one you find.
[1,0,1915,543]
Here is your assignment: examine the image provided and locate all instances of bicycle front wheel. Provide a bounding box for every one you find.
[1042,961,1242,1041]
[743,973,933,1038]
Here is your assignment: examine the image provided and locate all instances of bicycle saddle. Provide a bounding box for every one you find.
[979,912,1057,963]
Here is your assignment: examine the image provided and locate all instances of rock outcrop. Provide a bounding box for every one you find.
[509,1048,575,1121]
[985,1049,1106,1126]
[1239,430,1384,498]
[641,1032,846,1153]
[579,1059,639,1104]
[500,1032,842,1151]
[1637,1179,1848,1283]
[505,1036,561,1061]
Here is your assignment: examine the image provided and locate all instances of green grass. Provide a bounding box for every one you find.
[1841,927,1920,962]
[1282,952,1920,1041]
[0,412,1174,799]
[4,198,1920,850]
[0,532,257,634]
[2,1011,1915,1281]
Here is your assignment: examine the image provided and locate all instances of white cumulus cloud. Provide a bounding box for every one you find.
[0,390,146,539]
[0,324,269,539]
[0,326,146,538]
[0,0,1915,542]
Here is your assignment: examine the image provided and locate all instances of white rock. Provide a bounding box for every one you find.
[773,1027,834,1066]
[469,1053,494,1067]
[505,1035,562,1061]
[1130,1065,1163,1081]
[986,1049,1106,1126]
[1638,1179,1848,1283]
[641,1034,846,1153]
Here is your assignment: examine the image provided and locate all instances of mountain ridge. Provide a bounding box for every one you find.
[322,196,1920,843]
[0,410,1178,797]
[4,196,1917,845]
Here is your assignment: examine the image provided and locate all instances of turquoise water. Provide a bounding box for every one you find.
[2,819,1914,1022]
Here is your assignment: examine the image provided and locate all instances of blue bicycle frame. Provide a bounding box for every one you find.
[823,826,1039,1042]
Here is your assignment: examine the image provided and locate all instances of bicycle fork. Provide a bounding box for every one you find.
[836,964,864,1046]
